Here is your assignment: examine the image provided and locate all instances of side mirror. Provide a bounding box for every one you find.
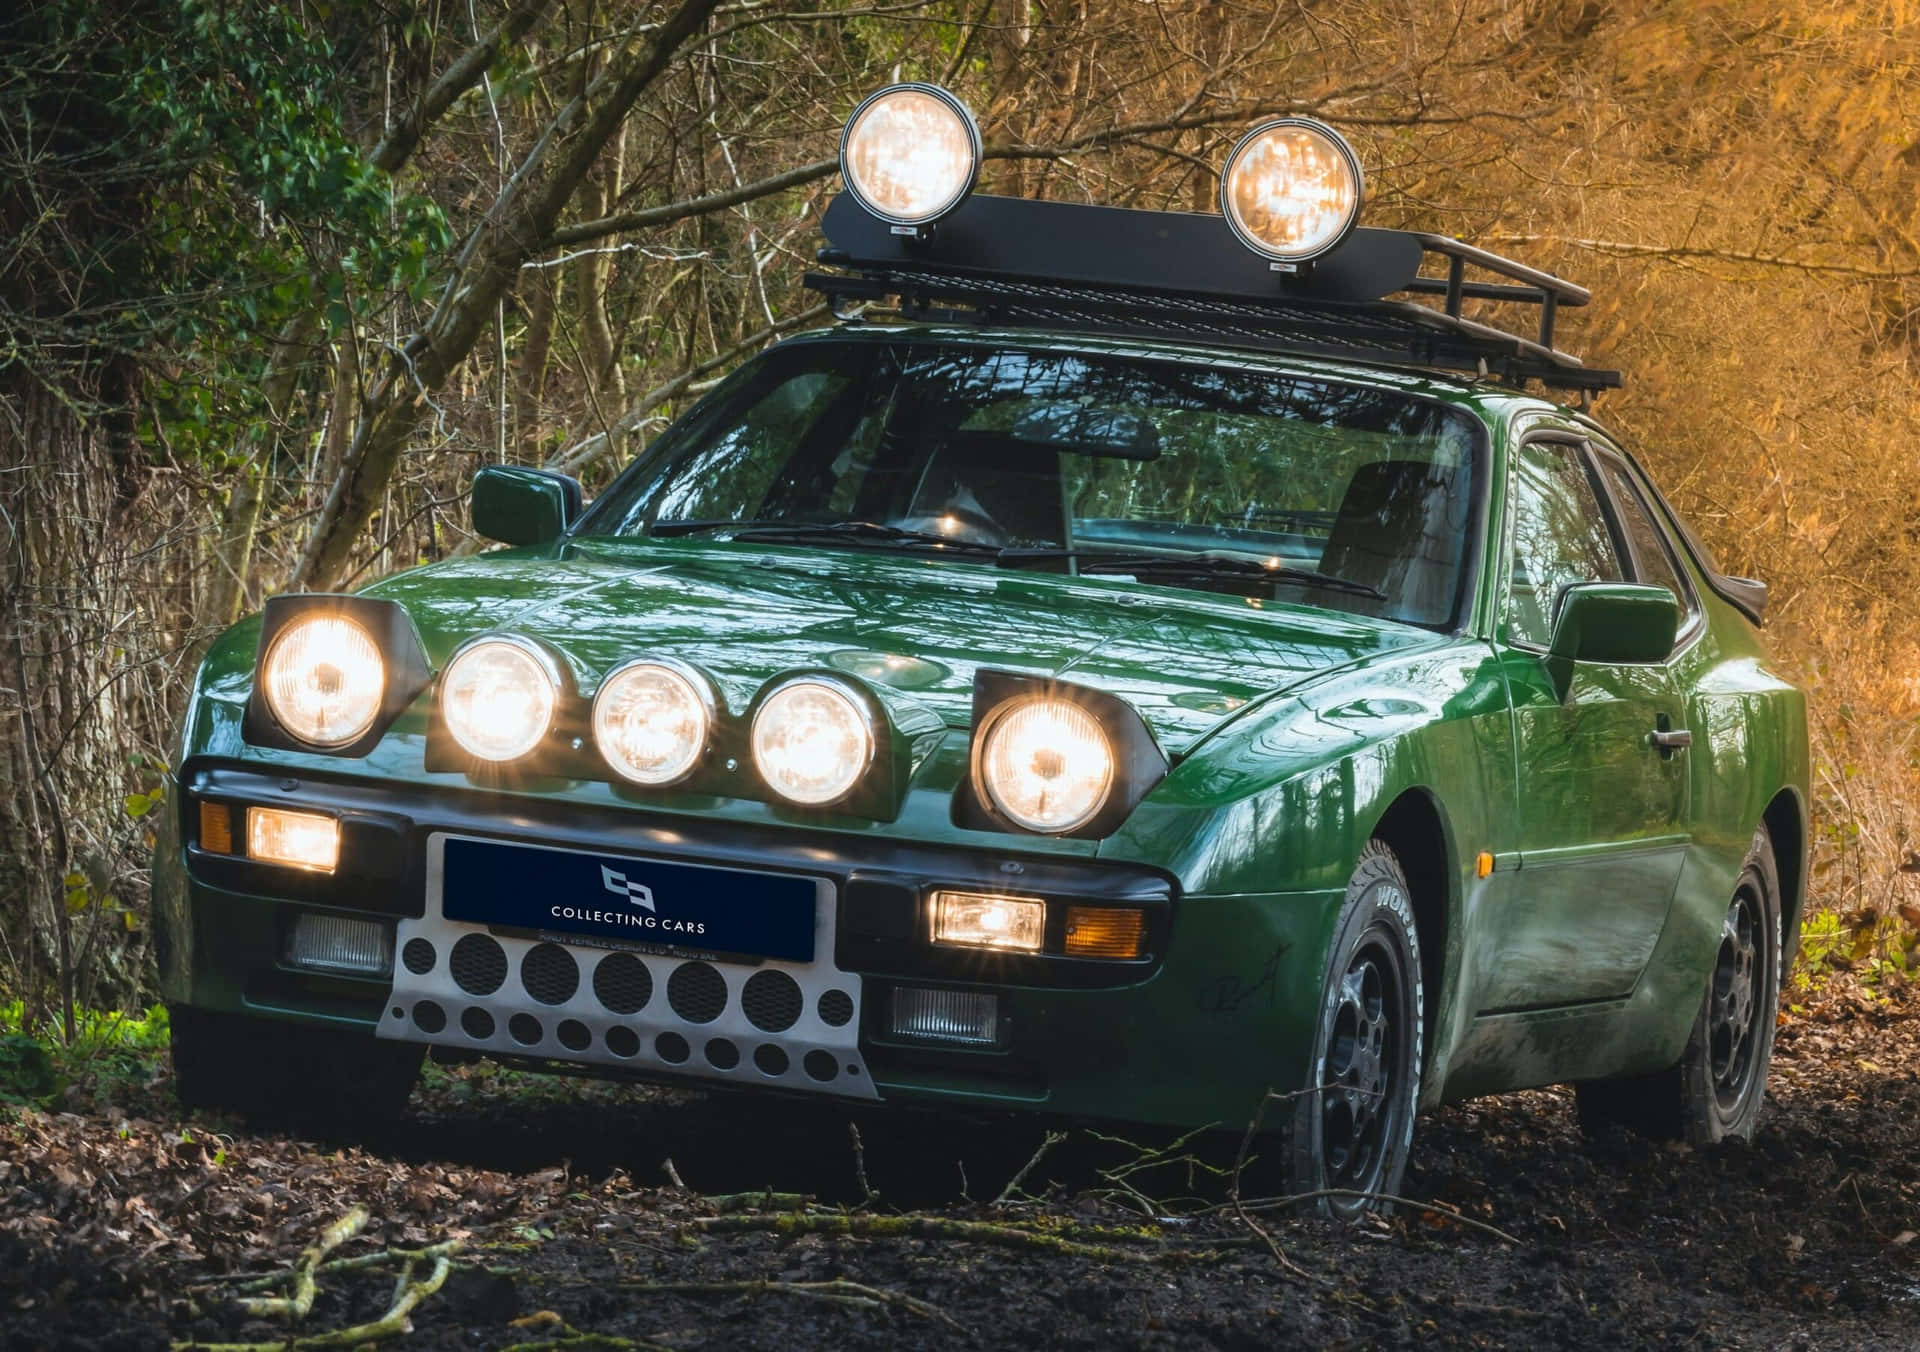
[1545,582,1679,698]
[471,466,582,546]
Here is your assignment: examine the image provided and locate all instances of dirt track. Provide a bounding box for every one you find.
[4,981,1918,1350]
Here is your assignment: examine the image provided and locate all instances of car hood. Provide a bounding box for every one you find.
[363,539,1441,755]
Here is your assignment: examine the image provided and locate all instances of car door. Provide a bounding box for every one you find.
[1480,433,1692,1012]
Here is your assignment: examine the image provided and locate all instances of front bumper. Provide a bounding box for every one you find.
[159,761,1342,1128]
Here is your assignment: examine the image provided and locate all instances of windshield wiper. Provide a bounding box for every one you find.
[997,547,1386,600]
[689,519,1003,556]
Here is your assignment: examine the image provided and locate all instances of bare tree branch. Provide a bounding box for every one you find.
[369,0,556,174]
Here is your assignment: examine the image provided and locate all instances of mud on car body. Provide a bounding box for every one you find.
[154,88,1809,1214]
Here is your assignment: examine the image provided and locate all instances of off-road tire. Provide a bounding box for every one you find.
[170,1005,422,1126]
[1574,825,1781,1145]
[1286,839,1425,1218]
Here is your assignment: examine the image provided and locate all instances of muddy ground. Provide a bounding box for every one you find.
[4,979,1918,1351]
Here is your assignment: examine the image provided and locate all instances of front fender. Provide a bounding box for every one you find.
[1099,641,1512,897]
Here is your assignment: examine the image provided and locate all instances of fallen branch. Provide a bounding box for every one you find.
[499,1310,675,1351]
[705,1189,812,1214]
[628,1277,960,1329]
[1237,1190,1523,1247]
[223,1239,464,1294]
[174,1214,462,1352]
[235,1206,368,1320]
[994,1129,1067,1206]
[689,1212,1225,1265]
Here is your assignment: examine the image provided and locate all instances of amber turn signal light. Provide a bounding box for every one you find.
[1063,906,1145,959]
[197,801,235,854]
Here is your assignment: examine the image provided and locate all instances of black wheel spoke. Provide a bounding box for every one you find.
[1707,885,1767,1107]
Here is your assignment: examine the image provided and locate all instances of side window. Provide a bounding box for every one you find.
[1595,456,1698,633]
[1504,440,1624,648]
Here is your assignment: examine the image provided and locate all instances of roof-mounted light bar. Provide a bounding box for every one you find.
[839,83,981,231]
[1219,118,1365,268]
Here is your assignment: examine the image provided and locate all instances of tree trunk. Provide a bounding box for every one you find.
[0,362,158,1027]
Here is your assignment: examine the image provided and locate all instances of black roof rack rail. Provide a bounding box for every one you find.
[804,194,1621,394]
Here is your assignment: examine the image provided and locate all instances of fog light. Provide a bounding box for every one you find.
[247,807,340,873]
[889,987,999,1046]
[931,890,1045,952]
[285,912,392,977]
[1063,906,1146,959]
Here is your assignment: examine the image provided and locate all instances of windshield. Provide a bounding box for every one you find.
[577,338,1485,628]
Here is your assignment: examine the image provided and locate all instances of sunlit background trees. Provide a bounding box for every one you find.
[4,0,1917,1023]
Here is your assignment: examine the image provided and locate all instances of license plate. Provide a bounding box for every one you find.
[437,836,818,963]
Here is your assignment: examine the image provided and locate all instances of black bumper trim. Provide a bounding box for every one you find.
[179,759,1177,991]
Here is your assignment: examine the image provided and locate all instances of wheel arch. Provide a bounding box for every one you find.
[1762,785,1809,977]
[1367,787,1457,1073]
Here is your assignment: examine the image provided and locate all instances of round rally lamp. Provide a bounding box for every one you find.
[1219,117,1365,265]
[751,678,876,806]
[439,637,558,763]
[592,659,714,786]
[839,82,981,227]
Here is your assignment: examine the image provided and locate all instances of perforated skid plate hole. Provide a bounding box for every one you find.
[521,943,579,1006]
[803,1049,838,1082]
[460,1007,495,1040]
[557,1019,591,1052]
[656,1032,690,1064]
[753,1044,789,1076]
[450,933,507,996]
[412,1000,446,1034]
[509,1013,543,1046]
[593,952,653,1015]
[705,1038,740,1070]
[742,969,803,1033]
[605,1026,640,1058]
[667,962,727,1024]
[401,938,436,975]
[818,989,854,1027]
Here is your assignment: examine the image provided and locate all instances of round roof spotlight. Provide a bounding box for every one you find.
[839,83,981,227]
[1220,118,1365,265]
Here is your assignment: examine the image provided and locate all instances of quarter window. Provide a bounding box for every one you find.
[1505,440,1623,648]
[1596,457,1697,632]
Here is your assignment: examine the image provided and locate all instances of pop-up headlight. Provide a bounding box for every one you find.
[840,83,981,228]
[1220,118,1364,265]
[960,671,1169,840]
[242,594,432,757]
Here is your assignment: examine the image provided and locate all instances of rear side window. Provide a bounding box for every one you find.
[1504,440,1623,648]
[1596,456,1699,634]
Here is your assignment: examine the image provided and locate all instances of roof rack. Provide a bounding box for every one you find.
[804,194,1621,394]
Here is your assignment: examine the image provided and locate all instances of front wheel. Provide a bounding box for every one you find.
[1286,840,1425,1218]
[1574,825,1781,1145]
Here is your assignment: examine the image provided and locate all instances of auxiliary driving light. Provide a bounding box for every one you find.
[1220,117,1364,264]
[440,637,558,763]
[593,659,713,786]
[931,890,1046,952]
[751,678,876,806]
[285,912,392,977]
[247,806,340,873]
[840,82,981,227]
[889,986,1000,1047]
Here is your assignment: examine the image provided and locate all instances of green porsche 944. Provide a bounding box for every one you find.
[155,86,1809,1215]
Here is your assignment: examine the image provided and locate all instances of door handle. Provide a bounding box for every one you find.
[1649,727,1692,752]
